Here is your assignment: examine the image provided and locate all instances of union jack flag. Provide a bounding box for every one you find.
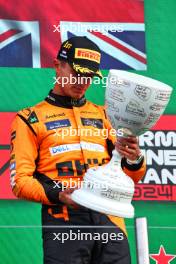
[61,22,146,70]
[0,20,40,67]
[0,0,146,69]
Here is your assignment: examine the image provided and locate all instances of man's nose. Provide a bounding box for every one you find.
[74,77,90,85]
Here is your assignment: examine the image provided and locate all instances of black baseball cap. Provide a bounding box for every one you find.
[57,36,102,78]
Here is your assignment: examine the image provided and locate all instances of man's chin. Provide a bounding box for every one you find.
[72,93,84,99]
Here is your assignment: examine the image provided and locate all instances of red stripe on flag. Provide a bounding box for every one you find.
[90,31,146,64]
[0,29,22,42]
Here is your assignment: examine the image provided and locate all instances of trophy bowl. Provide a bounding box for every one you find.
[71,70,173,218]
[105,70,173,136]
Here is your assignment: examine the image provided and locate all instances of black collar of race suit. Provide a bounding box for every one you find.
[45,90,87,108]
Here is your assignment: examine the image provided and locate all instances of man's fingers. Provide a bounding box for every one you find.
[118,148,136,157]
[59,191,80,209]
[64,195,80,209]
[116,142,137,150]
[117,136,138,144]
[116,139,141,160]
[63,188,78,194]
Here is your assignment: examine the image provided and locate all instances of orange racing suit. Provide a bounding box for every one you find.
[10,91,145,264]
[10,89,146,236]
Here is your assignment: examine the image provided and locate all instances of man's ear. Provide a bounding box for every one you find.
[54,58,60,69]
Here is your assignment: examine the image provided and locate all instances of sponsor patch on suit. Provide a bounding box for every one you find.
[45,119,71,130]
[81,118,103,129]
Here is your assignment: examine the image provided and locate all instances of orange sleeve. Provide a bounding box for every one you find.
[10,114,53,205]
[122,158,146,184]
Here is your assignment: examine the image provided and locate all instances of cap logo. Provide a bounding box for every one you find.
[63,41,72,49]
[75,48,100,63]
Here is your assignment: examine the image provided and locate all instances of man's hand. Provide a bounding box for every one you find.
[115,136,142,161]
[59,188,80,209]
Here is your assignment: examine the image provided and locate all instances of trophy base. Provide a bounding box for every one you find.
[71,188,134,218]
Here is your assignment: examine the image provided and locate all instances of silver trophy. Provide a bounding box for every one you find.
[71,70,173,218]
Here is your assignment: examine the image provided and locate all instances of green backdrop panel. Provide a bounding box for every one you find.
[0,201,176,263]
[0,68,176,113]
